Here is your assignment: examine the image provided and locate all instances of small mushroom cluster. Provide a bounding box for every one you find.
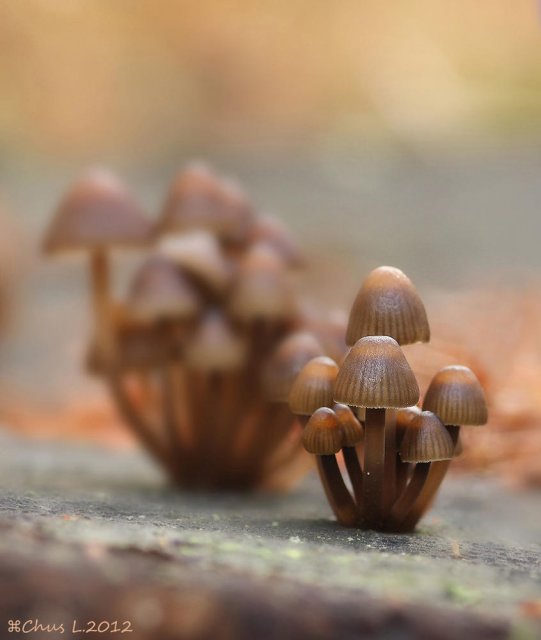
[43,163,317,490]
[289,266,488,532]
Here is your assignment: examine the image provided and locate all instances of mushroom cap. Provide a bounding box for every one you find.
[400,410,455,463]
[396,405,422,430]
[249,215,304,268]
[183,310,246,371]
[289,356,339,416]
[157,230,232,294]
[229,243,296,321]
[345,266,430,347]
[127,255,200,322]
[302,407,343,455]
[262,332,325,403]
[44,168,150,254]
[155,163,222,235]
[334,336,420,409]
[333,403,363,447]
[423,365,488,426]
[156,164,255,242]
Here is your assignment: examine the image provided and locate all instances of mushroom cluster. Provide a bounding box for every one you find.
[43,163,317,490]
[289,266,488,532]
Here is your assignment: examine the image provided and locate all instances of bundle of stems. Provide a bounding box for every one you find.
[43,163,323,490]
[290,266,488,532]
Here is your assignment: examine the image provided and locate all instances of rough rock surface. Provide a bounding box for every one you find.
[0,432,539,639]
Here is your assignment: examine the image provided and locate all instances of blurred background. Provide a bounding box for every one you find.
[0,0,539,484]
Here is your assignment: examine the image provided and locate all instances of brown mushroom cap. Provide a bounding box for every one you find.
[302,407,343,455]
[262,332,325,403]
[183,311,246,371]
[289,356,339,416]
[423,365,488,426]
[155,163,222,236]
[44,168,150,254]
[334,336,420,409]
[229,243,296,321]
[333,403,363,447]
[249,215,304,268]
[127,255,200,322]
[400,410,455,463]
[345,266,430,347]
[157,230,232,294]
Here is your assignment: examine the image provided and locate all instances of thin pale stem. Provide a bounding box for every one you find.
[342,447,364,508]
[108,371,178,480]
[384,463,431,532]
[382,409,397,516]
[363,408,386,530]
[91,249,115,363]
[317,455,359,527]
[400,426,460,531]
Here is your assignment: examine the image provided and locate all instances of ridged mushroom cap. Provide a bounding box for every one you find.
[334,336,420,409]
[262,332,325,402]
[155,163,222,235]
[302,408,343,455]
[396,406,422,430]
[400,410,455,462]
[289,356,339,416]
[183,311,246,371]
[333,403,363,447]
[127,256,200,322]
[229,244,296,321]
[157,230,232,294]
[44,168,150,254]
[423,365,488,426]
[249,215,304,268]
[346,266,430,347]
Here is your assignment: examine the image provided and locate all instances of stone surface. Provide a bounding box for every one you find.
[0,431,540,639]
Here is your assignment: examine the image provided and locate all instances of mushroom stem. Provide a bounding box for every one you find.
[401,425,460,531]
[317,455,359,527]
[342,447,364,507]
[108,371,177,479]
[383,410,397,514]
[363,408,386,529]
[384,462,431,532]
[91,249,115,363]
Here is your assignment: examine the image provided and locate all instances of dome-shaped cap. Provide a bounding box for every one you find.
[262,332,325,402]
[333,403,363,447]
[249,215,304,268]
[183,311,246,371]
[289,356,339,416]
[400,410,454,463]
[302,407,343,455]
[229,244,296,321]
[155,163,222,236]
[334,336,420,409]
[44,168,150,254]
[346,266,430,347]
[158,230,232,294]
[127,256,200,321]
[423,365,488,426]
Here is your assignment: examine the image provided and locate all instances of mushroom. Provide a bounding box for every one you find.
[385,410,454,531]
[398,365,488,530]
[128,255,200,326]
[261,332,325,404]
[249,214,304,268]
[344,265,430,511]
[334,336,419,529]
[302,408,359,527]
[333,403,364,505]
[157,230,233,298]
[288,356,339,417]
[43,168,151,364]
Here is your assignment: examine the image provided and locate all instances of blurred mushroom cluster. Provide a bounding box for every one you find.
[42,163,333,490]
[289,266,488,532]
